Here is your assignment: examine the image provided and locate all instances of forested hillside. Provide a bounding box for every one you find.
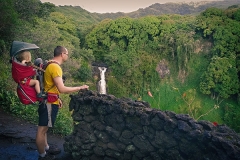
[0,0,239,135]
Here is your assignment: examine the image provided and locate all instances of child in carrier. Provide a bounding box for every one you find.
[15,50,43,98]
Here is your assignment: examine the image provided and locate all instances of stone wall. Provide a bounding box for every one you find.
[64,90,240,160]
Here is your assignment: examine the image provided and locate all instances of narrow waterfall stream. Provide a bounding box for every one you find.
[98,67,107,94]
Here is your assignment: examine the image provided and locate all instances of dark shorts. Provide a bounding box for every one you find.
[38,102,59,127]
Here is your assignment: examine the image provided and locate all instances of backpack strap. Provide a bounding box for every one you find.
[43,60,61,93]
[42,60,60,70]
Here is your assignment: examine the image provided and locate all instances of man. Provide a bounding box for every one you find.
[37,46,89,159]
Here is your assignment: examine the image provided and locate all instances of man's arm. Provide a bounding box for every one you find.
[53,76,88,94]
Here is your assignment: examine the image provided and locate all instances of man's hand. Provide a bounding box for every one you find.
[59,99,63,108]
[79,85,89,90]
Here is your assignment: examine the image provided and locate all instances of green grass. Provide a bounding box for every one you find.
[143,53,229,125]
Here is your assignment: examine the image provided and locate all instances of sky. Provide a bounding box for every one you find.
[40,0,218,13]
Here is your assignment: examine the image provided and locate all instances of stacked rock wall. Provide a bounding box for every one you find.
[64,90,240,160]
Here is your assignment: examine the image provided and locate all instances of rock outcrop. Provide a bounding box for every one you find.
[64,90,240,160]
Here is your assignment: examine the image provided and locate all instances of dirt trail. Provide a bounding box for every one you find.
[0,107,73,160]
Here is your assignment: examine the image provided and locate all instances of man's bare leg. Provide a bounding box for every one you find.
[45,133,49,149]
[36,126,48,155]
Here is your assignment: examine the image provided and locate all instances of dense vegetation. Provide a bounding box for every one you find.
[0,0,239,135]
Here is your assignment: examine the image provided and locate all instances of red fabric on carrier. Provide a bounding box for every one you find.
[11,59,39,104]
[11,59,36,83]
[17,83,38,105]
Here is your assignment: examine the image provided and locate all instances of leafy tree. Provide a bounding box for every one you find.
[38,2,56,19]
[13,0,55,20]
[85,19,112,60]
[197,7,240,101]
[138,16,161,51]
[200,56,239,99]
[196,8,226,37]
[0,0,19,43]
[13,0,42,20]
[202,7,224,17]
[76,62,92,82]
[233,8,240,21]
[49,12,77,35]
[13,18,60,60]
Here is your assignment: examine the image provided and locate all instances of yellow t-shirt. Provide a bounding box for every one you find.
[44,61,62,104]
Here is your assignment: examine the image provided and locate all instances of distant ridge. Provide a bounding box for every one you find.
[92,0,240,19]
[56,0,240,26]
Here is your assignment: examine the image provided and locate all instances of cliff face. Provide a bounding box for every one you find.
[64,90,240,160]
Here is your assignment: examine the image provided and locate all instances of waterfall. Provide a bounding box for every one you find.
[98,67,107,94]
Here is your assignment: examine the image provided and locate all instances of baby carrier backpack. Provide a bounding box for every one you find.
[10,41,44,105]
